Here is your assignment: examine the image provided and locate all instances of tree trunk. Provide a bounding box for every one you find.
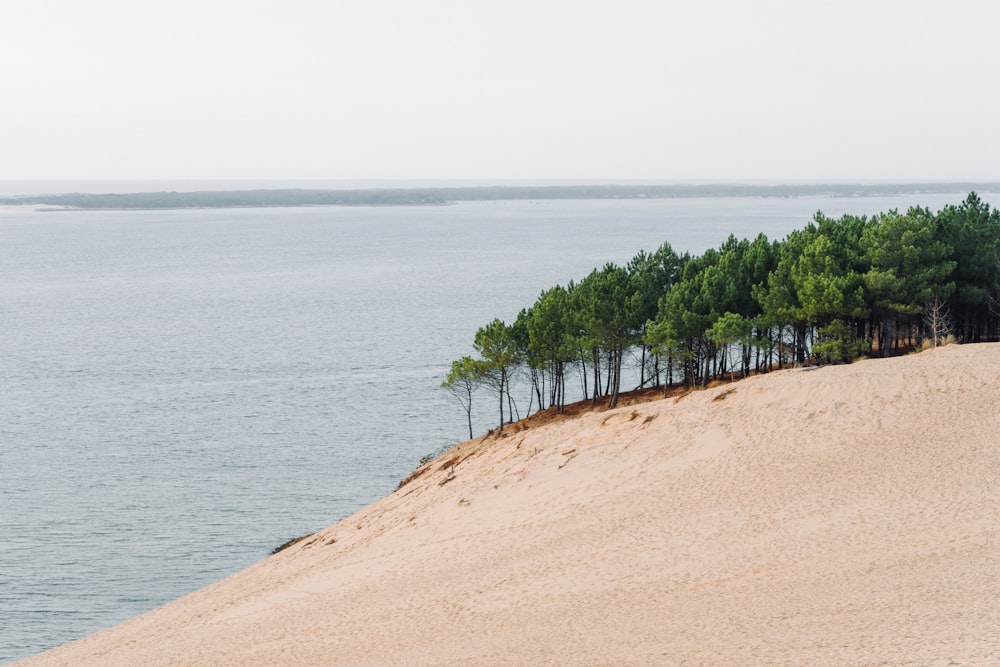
[498,368,506,430]
[795,323,807,365]
[608,346,623,409]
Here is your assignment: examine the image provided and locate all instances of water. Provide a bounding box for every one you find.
[2,192,996,663]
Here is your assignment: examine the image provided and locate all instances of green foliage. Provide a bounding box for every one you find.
[934,193,1000,339]
[473,318,522,429]
[708,312,753,347]
[446,194,999,437]
[628,242,682,328]
[441,356,482,440]
[862,207,956,316]
[794,233,867,323]
[442,356,480,388]
[813,320,868,363]
[526,285,577,410]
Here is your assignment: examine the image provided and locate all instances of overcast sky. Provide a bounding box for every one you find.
[3,1,998,181]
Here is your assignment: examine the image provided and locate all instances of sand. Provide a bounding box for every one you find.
[14,343,1000,666]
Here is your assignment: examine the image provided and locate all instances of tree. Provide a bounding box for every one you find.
[924,297,952,348]
[473,318,522,430]
[572,264,641,407]
[813,319,867,363]
[449,195,995,427]
[758,227,813,365]
[862,207,956,354]
[707,312,754,377]
[795,233,867,325]
[510,308,539,414]
[441,356,480,439]
[647,252,716,386]
[936,193,1000,341]
[991,250,1000,318]
[527,285,576,412]
[627,243,682,387]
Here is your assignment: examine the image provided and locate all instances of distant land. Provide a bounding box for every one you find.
[3,182,1000,210]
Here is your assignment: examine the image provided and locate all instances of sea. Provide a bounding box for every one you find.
[2,183,997,663]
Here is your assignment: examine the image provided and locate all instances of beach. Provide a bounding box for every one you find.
[13,343,1000,666]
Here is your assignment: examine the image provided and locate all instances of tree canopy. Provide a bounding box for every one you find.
[445,194,1000,435]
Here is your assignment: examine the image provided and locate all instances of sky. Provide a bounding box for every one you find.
[2,0,999,182]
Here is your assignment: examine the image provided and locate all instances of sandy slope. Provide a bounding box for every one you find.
[14,344,1000,666]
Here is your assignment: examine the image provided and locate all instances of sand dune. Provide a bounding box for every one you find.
[15,344,1000,666]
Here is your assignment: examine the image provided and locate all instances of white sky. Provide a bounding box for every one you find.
[2,0,998,181]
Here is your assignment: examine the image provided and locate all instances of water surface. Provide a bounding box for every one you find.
[2,193,995,662]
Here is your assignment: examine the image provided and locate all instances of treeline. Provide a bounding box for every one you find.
[443,194,1000,435]
[0,189,450,209]
[4,182,1000,209]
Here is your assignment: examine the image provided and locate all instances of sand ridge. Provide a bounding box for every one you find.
[14,343,1000,666]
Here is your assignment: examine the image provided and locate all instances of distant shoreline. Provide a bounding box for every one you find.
[2,182,998,211]
[0,204,75,212]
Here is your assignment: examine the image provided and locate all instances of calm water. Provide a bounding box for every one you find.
[2,193,996,662]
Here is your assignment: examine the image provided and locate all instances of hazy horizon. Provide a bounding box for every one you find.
[3,1,998,182]
[3,178,1000,198]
